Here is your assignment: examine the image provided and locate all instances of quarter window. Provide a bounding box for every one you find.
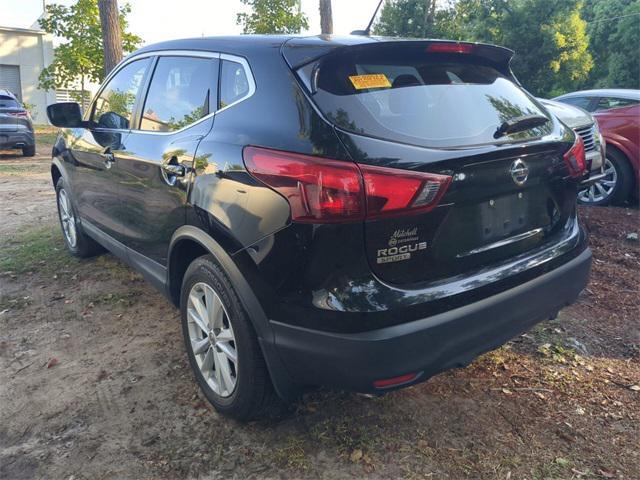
[92,58,150,129]
[219,59,250,109]
[560,96,594,112]
[140,56,217,132]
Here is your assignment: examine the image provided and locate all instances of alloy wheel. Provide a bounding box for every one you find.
[186,282,238,397]
[58,189,78,248]
[578,158,618,204]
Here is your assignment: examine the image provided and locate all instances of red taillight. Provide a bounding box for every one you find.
[563,135,586,178]
[360,163,452,219]
[373,372,421,389]
[243,147,452,223]
[243,147,364,223]
[8,111,29,118]
[426,42,474,54]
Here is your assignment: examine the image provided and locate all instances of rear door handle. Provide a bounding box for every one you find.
[162,163,186,177]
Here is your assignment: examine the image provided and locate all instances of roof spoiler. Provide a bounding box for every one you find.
[282,38,515,78]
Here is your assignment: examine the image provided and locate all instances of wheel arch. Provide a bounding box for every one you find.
[167,225,300,401]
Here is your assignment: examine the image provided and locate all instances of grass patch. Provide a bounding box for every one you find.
[0,164,40,176]
[34,124,59,147]
[84,291,141,309]
[0,226,77,275]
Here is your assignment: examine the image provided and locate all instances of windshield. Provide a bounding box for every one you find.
[306,51,552,148]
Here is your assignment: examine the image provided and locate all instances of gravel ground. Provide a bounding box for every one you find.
[1,145,638,479]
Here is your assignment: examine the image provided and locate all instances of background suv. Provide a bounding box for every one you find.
[555,89,640,205]
[47,36,591,420]
[0,89,35,156]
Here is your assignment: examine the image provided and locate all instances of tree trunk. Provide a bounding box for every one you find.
[422,0,437,37]
[98,0,123,76]
[319,0,333,35]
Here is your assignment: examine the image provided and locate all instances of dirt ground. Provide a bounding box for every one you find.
[1,138,638,480]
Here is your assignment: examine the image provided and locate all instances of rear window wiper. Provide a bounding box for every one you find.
[494,114,549,139]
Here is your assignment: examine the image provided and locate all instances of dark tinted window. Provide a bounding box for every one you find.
[306,50,552,148]
[594,96,639,112]
[559,96,594,112]
[140,56,217,132]
[0,95,19,108]
[219,60,250,109]
[92,58,150,129]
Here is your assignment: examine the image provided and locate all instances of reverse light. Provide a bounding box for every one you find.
[426,42,474,54]
[243,147,452,223]
[373,372,421,389]
[563,135,586,178]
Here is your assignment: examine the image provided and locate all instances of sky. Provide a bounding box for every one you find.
[1,0,384,44]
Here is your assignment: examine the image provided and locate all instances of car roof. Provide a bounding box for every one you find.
[555,89,640,101]
[131,34,513,67]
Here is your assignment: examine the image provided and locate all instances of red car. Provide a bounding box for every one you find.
[555,89,640,205]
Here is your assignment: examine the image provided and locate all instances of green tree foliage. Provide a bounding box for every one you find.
[38,0,141,99]
[236,0,309,34]
[582,0,639,89]
[374,0,595,97]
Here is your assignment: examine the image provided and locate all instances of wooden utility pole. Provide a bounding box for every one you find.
[98,0,123,75]
[319,0,333,35]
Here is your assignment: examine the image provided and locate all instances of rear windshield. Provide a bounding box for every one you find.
[0,95,20,108]
[304,50,552,148]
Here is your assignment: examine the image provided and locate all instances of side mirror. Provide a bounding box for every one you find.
[47,102,85,128]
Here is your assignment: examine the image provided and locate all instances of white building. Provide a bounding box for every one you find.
[0,22,97,124]
[0,25,56,124]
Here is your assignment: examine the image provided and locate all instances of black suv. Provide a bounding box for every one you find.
[0,89,35,156]
[47,36,592,420]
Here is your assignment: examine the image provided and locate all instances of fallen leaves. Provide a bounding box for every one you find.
[46,357,59,369]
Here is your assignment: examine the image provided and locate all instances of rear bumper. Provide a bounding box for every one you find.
[0,130,35,149]
[271,247,591,393]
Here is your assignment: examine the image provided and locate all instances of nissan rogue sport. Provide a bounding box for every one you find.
[46,36,592,420]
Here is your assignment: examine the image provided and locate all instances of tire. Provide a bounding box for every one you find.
[578,148,633,206]
[180,255,277,421]
[55,177,103,258]
[22,145,36,157]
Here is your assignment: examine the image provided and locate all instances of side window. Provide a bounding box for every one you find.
[140,56,218,132]
[219,59,251,109]
[560,96,594,112]
[92,58,150,129]
[594,97,639,112]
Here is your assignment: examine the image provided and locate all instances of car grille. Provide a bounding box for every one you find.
[574,123,597,152]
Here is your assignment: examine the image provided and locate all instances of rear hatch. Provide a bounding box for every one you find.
[290,40,577,285]
[0,94,21,132]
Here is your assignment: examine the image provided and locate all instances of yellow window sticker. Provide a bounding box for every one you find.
[349,74,392,90]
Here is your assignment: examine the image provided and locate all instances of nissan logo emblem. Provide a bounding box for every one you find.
[510,159,529,186]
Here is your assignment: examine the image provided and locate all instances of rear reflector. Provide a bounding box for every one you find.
[243,147,452,223]
[563,135,586,178]
[426,42,474,54]
[373,372,420,389]
[7,111,29,118]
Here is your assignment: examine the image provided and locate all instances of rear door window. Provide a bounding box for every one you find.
[140,56,218,132]
[560,96,595,112]
[306,50,552,148]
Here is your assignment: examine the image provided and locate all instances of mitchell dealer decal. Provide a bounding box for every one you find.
[377,228,427,264]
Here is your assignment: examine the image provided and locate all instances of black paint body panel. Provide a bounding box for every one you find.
[50,35,591,398]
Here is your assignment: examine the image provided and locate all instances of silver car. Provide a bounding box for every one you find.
[539,98,606,204]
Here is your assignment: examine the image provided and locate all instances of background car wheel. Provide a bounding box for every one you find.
[180,255,278,421]
[55,177,104,258]
[22,145,36,157]
[578,148,633,206]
